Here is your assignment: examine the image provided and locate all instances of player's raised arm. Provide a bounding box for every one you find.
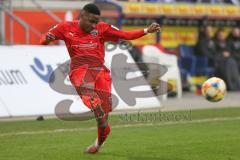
[103,22,161,41]
[40,23,65,45]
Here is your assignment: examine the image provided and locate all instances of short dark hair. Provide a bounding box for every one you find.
[83,3,100,16]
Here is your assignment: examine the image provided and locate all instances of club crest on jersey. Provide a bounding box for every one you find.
[90,30,98,37]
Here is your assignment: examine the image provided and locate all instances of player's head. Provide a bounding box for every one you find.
[79,3,101,33]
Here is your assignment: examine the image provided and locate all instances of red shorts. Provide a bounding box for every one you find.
[69,65,112,114]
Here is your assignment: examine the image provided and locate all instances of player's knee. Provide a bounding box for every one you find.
[82,95,101,109]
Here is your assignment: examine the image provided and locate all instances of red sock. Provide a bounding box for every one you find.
[97,123,110,146]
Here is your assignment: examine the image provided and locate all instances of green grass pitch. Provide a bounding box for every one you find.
[0,107,240,160]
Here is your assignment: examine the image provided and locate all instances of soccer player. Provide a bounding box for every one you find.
[40,3,161,154]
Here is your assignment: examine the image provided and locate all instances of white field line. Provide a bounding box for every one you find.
[0,116,240,137]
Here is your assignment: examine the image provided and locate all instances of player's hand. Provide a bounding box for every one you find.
[45,32,55,43]
[146,23,161,33]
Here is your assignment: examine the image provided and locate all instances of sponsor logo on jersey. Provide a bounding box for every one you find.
[71,43,98,50]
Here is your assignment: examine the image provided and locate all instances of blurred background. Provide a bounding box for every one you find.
[0,0,240,118]
[0,2,240,159]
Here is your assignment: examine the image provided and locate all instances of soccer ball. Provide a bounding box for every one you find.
[201,77,226,102]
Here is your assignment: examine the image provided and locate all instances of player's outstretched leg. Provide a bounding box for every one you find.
[85,106,111,154]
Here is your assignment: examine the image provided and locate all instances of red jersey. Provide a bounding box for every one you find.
[40,21,145,71]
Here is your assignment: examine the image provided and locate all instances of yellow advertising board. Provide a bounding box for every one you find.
[161,26,198,48]
[122,26,232,48]
[144,4,159,14]
[176,4,192,15]
[122,2,240,17]
[161,4,176,15]
[206,5,223,16]
[223,6,239,16]
[124,3,143,14]
[123,26,198,48]
[122,26,157,45]
[192,5,206,15]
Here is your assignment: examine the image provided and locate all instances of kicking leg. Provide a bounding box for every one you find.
[84,67,112,154]
[94,106,111,147]
[85,105,111,154]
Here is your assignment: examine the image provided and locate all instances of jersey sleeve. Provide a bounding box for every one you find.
[102,23,145,42]
[40,22,66,45]
[48,22,65,40]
